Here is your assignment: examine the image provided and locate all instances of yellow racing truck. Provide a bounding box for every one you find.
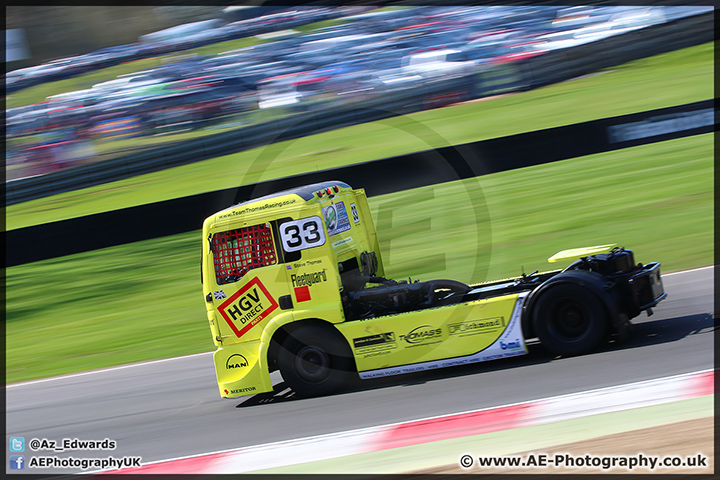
[201,181,666,398]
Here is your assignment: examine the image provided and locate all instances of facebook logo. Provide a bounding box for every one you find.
[10,437,25,452]
[9,455,24,470]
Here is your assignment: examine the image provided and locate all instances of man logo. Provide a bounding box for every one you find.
[226,354,249,370]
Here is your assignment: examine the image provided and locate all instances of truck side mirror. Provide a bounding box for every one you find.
[360,251,378,277]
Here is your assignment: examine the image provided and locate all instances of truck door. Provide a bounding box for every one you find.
[207,221,287,344]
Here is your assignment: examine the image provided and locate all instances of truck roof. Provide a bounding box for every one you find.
[209,181,351,221]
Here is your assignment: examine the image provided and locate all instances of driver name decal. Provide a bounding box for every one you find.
[218,278,278,338]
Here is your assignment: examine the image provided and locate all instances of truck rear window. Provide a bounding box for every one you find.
[212,223,277,284]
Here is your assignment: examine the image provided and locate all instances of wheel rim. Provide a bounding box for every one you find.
[294,345,330,384]
[550,298,590,341]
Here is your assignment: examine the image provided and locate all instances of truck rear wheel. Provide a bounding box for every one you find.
[278,325,355,397]
[531,284,607,356]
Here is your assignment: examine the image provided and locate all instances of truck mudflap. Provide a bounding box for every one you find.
[357,292,529,379]
[214,341,274,398]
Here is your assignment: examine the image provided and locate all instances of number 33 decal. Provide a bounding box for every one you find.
[280,216,326,252]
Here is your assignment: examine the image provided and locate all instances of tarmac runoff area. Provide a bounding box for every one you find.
[97,369,713,475]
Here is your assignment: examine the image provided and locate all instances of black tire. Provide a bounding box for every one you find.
[278,325,355,397]
[531,284,608,356]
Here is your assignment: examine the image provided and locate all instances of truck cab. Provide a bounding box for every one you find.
[202,181,387,397]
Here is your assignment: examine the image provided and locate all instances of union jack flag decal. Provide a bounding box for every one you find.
[214,290,227,300]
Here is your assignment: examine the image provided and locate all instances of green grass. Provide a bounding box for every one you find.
[7,42,713,230]
[372,134,713,284]
[5,133,713,383]
[293,18,348,34]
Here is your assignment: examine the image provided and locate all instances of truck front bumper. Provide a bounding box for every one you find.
[213,341,274,398]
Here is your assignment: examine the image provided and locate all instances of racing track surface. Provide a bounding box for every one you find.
[6,267,714,474]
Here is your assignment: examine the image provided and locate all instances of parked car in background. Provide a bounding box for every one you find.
[402,48,476,78]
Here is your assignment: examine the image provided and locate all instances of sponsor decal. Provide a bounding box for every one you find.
[607,108,714,144]
[213,290,227,300]
[500,338,523,350]
[218,277,279,338]
[230,386,257,394]
[358,294,530,380]
[353,332,397,358]
[217,199,297,219]
[291,269,327,287]
[323,202,351,236]
[353,332,395,348]
[350,203,360,223]
[324,204,338,230]
[400,325,442,346]
[448,317,505,337]
[290,268,328,302]
[294,285,311,302]
[225,354,249,370]
[332,236,354,249]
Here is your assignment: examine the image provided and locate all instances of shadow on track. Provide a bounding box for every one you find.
[610,313,716,350]
[234,382,297,407]
[235,312,714,407]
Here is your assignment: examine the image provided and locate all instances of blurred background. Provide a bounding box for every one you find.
[5,3,711,182]
[6,6,714,475]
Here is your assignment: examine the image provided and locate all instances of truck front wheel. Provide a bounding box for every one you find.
[531,284,608,356]
[278,325,355,397]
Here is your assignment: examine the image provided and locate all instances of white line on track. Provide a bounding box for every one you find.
[6,351,214,388]
[662,265,713,276]
[7,266,712,389]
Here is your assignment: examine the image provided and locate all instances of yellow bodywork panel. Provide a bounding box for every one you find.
[336,294,522,372]
[213,340,274,397]
[548,244,618,263]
